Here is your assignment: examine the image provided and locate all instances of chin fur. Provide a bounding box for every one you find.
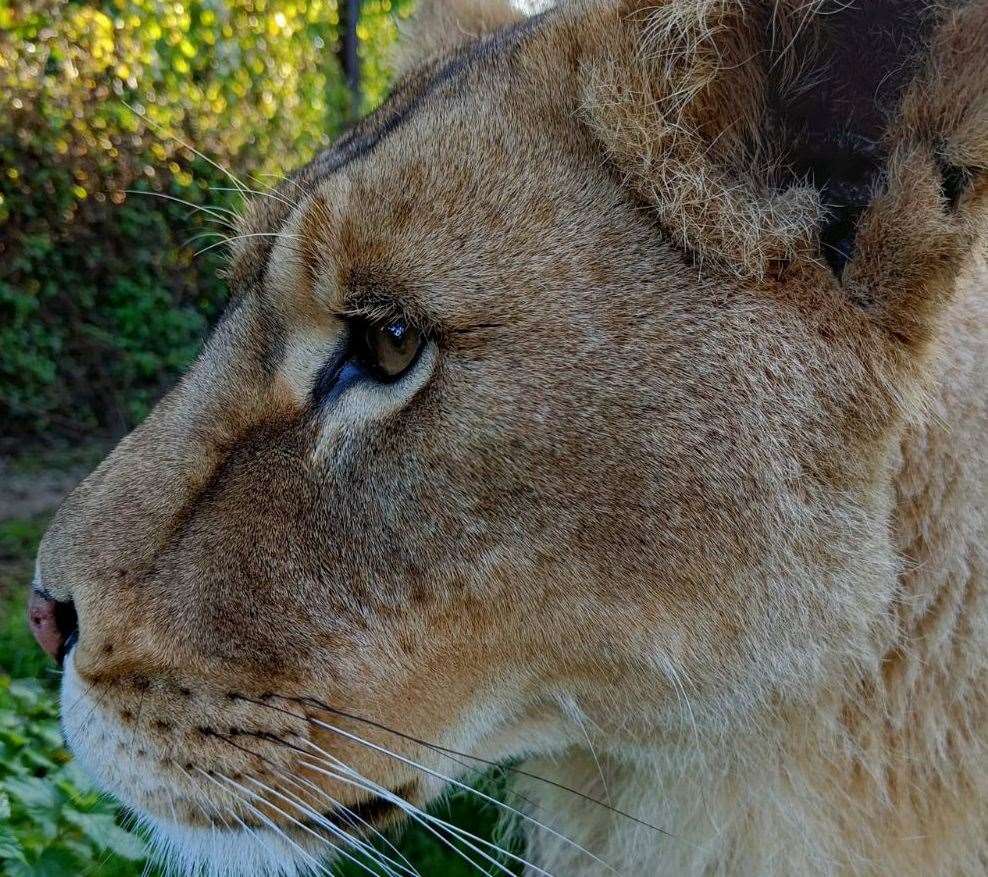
[141,816,324,877]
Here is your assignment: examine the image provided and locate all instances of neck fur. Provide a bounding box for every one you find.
[519,253,988,876]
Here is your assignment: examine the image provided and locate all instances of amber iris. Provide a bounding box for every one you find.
[354,318,424,382]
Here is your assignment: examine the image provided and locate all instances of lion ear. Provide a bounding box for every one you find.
[578,0,988,348]
[840,1,988,350]
[392,0,525,76]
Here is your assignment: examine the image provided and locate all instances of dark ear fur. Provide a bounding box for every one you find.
[840,0,988,347]
[777,0,938,278]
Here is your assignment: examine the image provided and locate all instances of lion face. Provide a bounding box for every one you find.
[31,0,987,873]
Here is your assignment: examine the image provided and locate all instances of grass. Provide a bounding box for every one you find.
[2,444,109,479]
[0,476,523,876]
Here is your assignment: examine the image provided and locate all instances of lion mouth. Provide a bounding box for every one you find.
[300,784,415,833]
[332,787,407,824]
[221,784,412,836]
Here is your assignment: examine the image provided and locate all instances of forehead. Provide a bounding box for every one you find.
[303,13,550,184]
[231,16,549,271]
[229,12,633,329]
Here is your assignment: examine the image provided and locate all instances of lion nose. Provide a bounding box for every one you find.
[28,589,79,665]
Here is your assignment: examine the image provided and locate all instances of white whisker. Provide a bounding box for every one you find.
[560,696,612,807]
[193,230,302,257]
[297,755,525,877]
[268,762,422,877]
[123,189,240,229]
[214,769,393,877]
[197,768,336,876]
[184,231,230,248]
[176,764,238,829]
[175,765,295,876]
[303,716,619,874]
[242,773,403,877]
[123,102,252,200]
[239,694,669,840]
[209,184,299,212]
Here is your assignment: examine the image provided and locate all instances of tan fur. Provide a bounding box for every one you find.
[390,0,524,76]
[36,0,988,874]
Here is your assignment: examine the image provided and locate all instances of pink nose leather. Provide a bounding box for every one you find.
[28,590,67,661]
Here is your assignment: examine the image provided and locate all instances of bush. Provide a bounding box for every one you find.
[0,0,408,445]
[0,677,152,876]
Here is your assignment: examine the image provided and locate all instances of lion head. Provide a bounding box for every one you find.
[30,0,988,873]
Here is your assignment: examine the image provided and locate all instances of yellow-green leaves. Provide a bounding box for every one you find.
[0,0,413,441]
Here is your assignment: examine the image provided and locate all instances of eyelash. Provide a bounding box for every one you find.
[333,298,407,326]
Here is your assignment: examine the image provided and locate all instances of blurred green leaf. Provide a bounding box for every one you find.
[0,0,413,446]
[11,845,85,877]
[3,775,61,813]
[0,825,27,864]
[63,810,147,860]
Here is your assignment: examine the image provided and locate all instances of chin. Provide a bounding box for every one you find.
[141,818,322,877]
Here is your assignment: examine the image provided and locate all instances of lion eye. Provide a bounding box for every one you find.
[352,317,424,382]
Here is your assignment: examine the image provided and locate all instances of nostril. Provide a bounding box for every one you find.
[28,590,79,665]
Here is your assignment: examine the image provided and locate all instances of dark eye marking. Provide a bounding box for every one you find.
[310,345,362,407]
[310,317,426,407]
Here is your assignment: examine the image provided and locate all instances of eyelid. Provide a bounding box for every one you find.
[334,303,403,325]
[334,290,506,346]
[337,309,433,350]
[335,289,435,334]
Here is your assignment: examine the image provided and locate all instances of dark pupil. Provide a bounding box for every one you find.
[369,320,419,378]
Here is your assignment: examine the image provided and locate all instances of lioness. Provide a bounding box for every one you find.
[27,0,987,873]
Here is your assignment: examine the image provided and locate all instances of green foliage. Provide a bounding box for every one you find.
[0,516,50,679]
[0,0,411,443]
[0,590,44,683]
[0,516,47,566]
[0,676,151,876]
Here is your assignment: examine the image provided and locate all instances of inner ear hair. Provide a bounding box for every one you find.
[773,0,940,279]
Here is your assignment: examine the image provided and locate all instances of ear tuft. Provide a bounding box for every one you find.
[578,0,828,279]
[392,0,526,77]
[577,0,988,329]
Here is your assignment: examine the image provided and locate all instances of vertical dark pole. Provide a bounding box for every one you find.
[338,0,362,118]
